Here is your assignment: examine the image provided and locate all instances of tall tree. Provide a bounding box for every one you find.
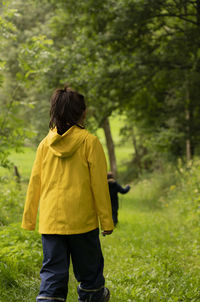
[0,1,30,168]
[3,0,200,172]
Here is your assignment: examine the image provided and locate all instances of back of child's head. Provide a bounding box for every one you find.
[49,84,86,134]
[107,172,114,180]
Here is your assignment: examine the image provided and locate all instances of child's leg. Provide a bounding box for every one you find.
[112,209,118,226]
[36,235,70,302]
[68,228,108,302]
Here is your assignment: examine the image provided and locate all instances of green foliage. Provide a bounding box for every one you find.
[127,168,177,210]
[0,178,24,226]
[18,35,54,85]
[0,97,35,168]
[2,0,200,166]
[0,226,41,302]
[169,159,200,229]
[0,224,42,272]
[0,1,36,167]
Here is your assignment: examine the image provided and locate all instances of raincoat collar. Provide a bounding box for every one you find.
[47,125,88,158]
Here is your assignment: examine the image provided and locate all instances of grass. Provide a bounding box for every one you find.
[0,147,36,180]
[0,124,200,301]
[0,182,199,301]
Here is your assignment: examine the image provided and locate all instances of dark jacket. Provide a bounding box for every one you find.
[108,181,130,210]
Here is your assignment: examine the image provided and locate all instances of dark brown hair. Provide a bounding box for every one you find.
[49,84,86,135]
[107,172,114,179]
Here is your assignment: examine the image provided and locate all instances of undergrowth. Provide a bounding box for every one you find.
[0,158,200,301]
[0,177,24,226]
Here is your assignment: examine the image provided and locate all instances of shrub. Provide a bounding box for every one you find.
[0,176,24,226]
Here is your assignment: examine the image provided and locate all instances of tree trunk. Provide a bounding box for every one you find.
[185,86,192,162]
[186,135,191,162]
[14,165,21,183]
[102,117,117,178]
[183,4,192,162]
[196,0,200,26]
[131,127,142,175]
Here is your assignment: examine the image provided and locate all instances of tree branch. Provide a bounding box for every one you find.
[196,0,200,25]
[153,13,197,25]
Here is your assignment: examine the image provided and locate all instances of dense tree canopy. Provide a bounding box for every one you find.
[1,0,200,174]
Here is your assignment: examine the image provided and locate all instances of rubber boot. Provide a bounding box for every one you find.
[78,287,110,302]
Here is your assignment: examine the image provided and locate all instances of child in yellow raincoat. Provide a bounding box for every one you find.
[22,84,114,302]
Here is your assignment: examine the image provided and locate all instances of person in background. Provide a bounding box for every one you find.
[22,84,114,302]
[107,172,130,226]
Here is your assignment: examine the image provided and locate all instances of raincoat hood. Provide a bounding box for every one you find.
[47,125,89,158]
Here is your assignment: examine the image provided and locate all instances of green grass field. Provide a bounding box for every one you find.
[0,178,199,302]
[0,121,200,302]
[0,147,36,181]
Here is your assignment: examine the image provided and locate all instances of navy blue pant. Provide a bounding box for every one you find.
[36,228,105,302]
[112,207,118,226]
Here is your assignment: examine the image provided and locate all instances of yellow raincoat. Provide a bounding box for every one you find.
[21,125,114,234]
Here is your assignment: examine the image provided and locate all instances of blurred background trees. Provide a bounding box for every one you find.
[1,0,200,178]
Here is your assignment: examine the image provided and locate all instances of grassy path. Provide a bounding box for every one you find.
[0,146,200,301]
[102,199,199,301]
[1,189,199,302]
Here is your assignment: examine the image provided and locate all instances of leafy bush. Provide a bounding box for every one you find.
[0,224,42,274]
[167,159,200,228]
[0,177,24,226]
[0,223,42,301]
[124,165,178,210]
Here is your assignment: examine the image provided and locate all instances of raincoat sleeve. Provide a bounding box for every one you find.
[87,136,114,231]
[21,143,43,231]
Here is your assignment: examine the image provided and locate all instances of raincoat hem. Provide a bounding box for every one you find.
[38,224,99,235]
